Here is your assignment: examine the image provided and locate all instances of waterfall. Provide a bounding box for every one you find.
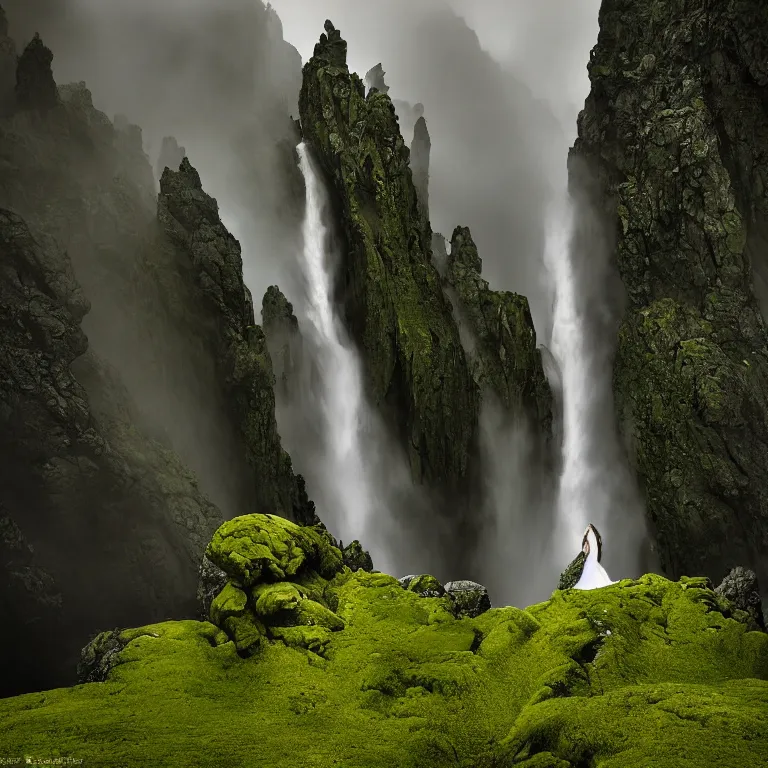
[296,142,374,546]
[545,193,589,562]
[547,184,647,578]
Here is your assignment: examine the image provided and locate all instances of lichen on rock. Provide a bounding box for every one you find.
[572,0,768,594]
[298,20,478,489]
[445,225,553,438]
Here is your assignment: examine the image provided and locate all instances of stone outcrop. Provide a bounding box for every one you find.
[446,225,553,437]
[364,63,389,95]
[572,0,768,592]
[15,32,57,111]
[299,21,478,489]
[715,566,765,629]
[262,284,302,399]
[158,159,316,527]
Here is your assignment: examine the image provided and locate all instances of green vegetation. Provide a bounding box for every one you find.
[298,21,478,486]
[1,514,766,767]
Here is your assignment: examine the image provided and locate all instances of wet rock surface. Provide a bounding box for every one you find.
[299,20,479,490]
[573,0,768,593]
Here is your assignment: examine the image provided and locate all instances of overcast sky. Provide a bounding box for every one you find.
[270,0,601,139]
[270,0,602,340]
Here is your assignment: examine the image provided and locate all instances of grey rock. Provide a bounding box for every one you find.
[77,629,128,683]
[715,567,765,630]
[444,580,491,618]
[197,554,229,621]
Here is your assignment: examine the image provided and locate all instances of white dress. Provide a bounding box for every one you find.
[573,528,616,590]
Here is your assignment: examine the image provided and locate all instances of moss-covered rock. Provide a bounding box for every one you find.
[572,0,768,591]
[205,514,344,587]
[2,562,766,766]
[298,20,478,488]
[446,225,553,438]
[340,539,374,572]
[158,160,317,527]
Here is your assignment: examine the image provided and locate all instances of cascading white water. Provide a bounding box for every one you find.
[296,142,374,543]
[546,193,594,562]
[547,185,643,580]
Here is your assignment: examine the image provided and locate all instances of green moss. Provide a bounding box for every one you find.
[445,226,553,439]
[252,581,303,616]
[206,513,343,587]
[2,571,765,766]
[406,574,445,595]
[299,22,478,487]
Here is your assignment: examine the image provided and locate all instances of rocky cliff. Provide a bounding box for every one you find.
[0,15,314,696]
[445,225,553,439]
[572,0,768,592]
[299,21,479,490]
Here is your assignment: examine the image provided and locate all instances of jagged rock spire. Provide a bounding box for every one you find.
[16,33,57,111]
[311,20,347,68]
[364,63,389,95]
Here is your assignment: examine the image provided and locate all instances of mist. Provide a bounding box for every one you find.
[3,0,653,603]
[3,0,304,304]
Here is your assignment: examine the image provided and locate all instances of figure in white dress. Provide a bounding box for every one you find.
[558,523,617,590]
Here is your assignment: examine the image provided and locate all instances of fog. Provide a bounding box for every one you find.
[2,0,652,604]
[4,0,304,304]
[273,0,602,341]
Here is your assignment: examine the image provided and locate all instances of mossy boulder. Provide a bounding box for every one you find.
[199,514,346,657]
[3,569,767,766]
[205,514,344,587]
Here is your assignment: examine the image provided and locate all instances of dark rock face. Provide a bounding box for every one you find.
[158,160,315,526]
[715,567,765,629]
[15,33,57,111]
[0,19,314,695]
[573,0,768,591]
[446,225,553,438]
[0,207,222,696]
[299,21,479,490]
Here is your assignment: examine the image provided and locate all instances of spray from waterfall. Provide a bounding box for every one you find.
[547,178,650,580]
[546,193,589,563]
[296,142,374,547]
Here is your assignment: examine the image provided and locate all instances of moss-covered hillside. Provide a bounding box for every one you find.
[1,514,766,767]
[572,0,768,590]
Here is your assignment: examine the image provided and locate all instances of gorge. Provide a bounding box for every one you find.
[0,1,767,765]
